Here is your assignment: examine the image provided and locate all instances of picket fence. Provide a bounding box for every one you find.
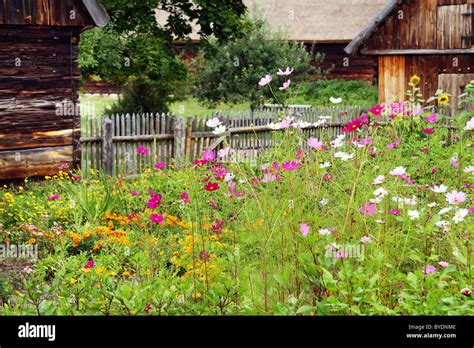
[79,106,368,176]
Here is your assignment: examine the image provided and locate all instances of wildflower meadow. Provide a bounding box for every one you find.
[1,76,473,316]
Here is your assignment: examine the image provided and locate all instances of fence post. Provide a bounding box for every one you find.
[174,117,186,164]
[185,117,194,160]
[102,116,114,175]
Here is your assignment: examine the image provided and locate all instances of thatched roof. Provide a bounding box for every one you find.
[155,0,390,42]
[82,0,110,27]
[345,0,403,54]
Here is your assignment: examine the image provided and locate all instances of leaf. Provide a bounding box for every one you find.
[296,305,314,314]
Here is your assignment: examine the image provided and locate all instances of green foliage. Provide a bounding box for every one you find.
[194,19,321,110]
[297,79,379,107]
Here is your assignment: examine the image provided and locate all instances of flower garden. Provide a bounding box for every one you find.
[0,78,473,316]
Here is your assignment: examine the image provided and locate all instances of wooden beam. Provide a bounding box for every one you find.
[363,49,474,55]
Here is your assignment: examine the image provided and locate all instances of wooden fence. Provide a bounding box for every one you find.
[80,106,367,176]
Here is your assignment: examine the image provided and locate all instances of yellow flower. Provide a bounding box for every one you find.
[83,269,90,274]
[410,75,420,86]
[70,278,78,284]
[438,94,449,105]
[95,267,106,275]
[192,292,202,299]
[122,271,131,277]
[109,271,117,276]
[28,238,36,245]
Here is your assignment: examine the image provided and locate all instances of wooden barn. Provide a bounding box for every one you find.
[345,0,474,108]
[0,0,109,180]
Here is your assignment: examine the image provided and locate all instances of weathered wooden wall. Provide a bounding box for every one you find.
[359,0,474,104]
[0,0,97,180]
[308,43,377,84]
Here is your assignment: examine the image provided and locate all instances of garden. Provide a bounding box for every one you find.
[1,76,473,316]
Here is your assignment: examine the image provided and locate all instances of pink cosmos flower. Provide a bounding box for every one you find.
[58,162,70,170]
[279,79,291,91]
[218,148,231,158]
[469,207,474,213]
[154,162,165,169]
[438,261,449,268]
[48,194,61,201]
[451,156,459,169]
[258,74,272,87]
[296,149,304,159]
[360,236,372,244]
[279,117,293,129]
[203,150,216,162]
[389,209,401,215]
[209,200,219,209]
[23,266,33,274]
[423,128,434,135]
[277,67,294,76]
[180,192,190,204]
[84,261,95,269]
[386,138,401,149]
[282,161,300,171]
[426,114,439,123]
[389,102,405,114]
[308,137,323,151]
[130,190,141,197]
[300,223,309,237]
[335,251,349,259]
[262,173,278,183]
[150,213,164,224]
[423,265,436,275]
[369,104,385,116]
[138,145,150,155]
[359,203,377,216]
[358,138,373,146]
[445,190,466,205]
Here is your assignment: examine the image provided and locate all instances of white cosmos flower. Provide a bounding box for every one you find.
[319,198,329,206]
[464,117,474,131]
[318,228,332,236]
[292,121,311,129]
[331,135,346,148]
[374,187,389,197]
[453,209,469,224]
[224,173,235,182]
[464,166,474,173]
[435,220,450,228]
[372,175,385,185]
[391,197,404,203]
[313,119,328,127]
[438,207,453,215]
[268,123,281,130]
[404,198,417,206]
[431,185,448,193]
[334,152,355,161]
[370,197,382,204]
[408,210,420,220]
[428,202,437,208]
[320,162,331,169]
[389,167,406,176]
[212,125,227,135]
[330,97,343,104]
[206,118,222,128]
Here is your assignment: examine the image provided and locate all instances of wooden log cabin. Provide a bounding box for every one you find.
[0,0,109,180]
[345,0,474,109]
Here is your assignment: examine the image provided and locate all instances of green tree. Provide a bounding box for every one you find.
[79,0,247,113]
[194,19,324,111]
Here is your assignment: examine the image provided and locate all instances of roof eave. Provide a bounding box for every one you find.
[82,0,110,27]
[344,0,404,56]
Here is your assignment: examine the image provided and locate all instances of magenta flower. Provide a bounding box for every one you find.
[423,128,434,135]
[154,162,165,170]
[300,223,309,237]
[282,161,300,171]
[138,145,150,155]
[279,79,291,91]
[150,213,164,224]
[369,104,385,116]
[130,190,141,197]
[386,138,401,149]
[389,209,401,215]
[48,194,61,201]
[147,189,162,209]
[423,265,437,275]
[426,114,439,123]
[180,192,190,204]
[203,149,216,162]
[359,203,377,216]
[209,200,219,209]
[84,261,95,269]
[432,168,438,174]
[358,138,373,146]
[469,207,474,213]
[200,250,210,261]
[342,116,368,133]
